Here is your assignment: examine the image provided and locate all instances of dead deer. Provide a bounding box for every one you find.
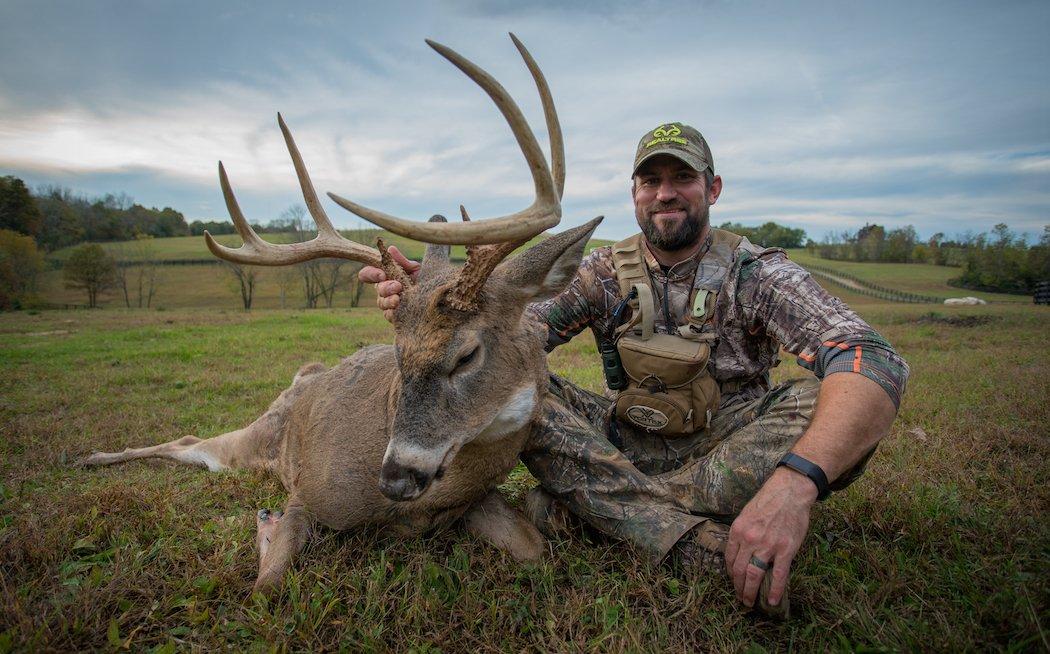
[78,35,602,594]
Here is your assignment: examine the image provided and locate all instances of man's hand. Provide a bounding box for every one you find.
[358,246,421,322]
[725,467,816,608]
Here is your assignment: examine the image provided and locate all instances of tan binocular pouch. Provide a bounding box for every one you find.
[615,328,720,436]
[609,231,743,438]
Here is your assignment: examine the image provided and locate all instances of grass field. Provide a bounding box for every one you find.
[40,235,1026,312]
[39,231,616,311]
[47,231,617,263]
[1,296,1047,651]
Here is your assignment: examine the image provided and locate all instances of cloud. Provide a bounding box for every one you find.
[0,1,1047,241]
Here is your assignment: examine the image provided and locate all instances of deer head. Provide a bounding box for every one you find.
[206,35,600,502]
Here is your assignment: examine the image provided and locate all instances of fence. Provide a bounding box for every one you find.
[803,264,945,304]
[1035,281,1050,305]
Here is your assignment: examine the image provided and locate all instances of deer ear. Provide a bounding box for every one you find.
[496,216,603,302]
[419,215,452,282]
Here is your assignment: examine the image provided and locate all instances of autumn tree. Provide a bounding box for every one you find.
[0,176,43,238]
[0,229,45,309]
[63,243,117,307]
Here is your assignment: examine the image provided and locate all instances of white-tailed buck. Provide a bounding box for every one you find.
[79,35,602,593]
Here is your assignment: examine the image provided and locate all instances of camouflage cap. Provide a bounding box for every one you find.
[632,123,713,176]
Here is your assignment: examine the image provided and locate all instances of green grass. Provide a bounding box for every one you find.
[786,249,1027,303]
[39,231,615,310]
[1,300,1047,651]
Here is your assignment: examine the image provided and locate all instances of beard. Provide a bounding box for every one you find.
[638,200,709,251]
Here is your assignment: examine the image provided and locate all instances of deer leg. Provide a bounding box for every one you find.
[78,362,326,473]
[253,497,311,595]
[76,428,256,472]
[462,489,546,562]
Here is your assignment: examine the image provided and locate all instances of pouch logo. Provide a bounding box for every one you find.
[626,405,669,431]
[645,124,688,149]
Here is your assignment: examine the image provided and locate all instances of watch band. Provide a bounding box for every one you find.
[776,452,831,501]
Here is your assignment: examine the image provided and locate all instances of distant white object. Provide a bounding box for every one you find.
[943,297,987,306]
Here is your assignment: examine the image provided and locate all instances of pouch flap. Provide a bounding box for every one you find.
[617,334,710,387]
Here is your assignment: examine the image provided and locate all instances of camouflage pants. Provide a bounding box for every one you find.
[521,374,867,561]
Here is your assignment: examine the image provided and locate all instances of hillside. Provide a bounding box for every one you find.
[785,248,1028,303]
[47,230,617,263]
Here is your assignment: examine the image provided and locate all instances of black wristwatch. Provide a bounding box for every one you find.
[776,452,831,501]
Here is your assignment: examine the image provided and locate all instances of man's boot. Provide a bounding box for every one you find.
[523,486,574,539]
[671,519,790,620]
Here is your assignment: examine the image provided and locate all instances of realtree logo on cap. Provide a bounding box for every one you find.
[645,123,688,149]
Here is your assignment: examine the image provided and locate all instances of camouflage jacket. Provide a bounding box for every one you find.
[529,230,908,408]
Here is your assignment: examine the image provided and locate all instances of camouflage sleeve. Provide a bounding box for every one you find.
[735,251,909,408]
[526,246,614,352]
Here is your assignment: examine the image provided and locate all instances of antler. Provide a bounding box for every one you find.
[205,114,411,286]
[438,205,524,312]
[327,33,564,246]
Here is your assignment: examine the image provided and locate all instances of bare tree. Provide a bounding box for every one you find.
[223,262,258,310]
[274,265,298,309]
[113,234,162,308]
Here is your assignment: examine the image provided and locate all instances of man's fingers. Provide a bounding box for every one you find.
[388,246,421,275]
[730,547,751,599]
[740,555,768,607]
[725,533,741,579]
[765,556,792,607]
[376,280,404,299]
[382,308,396,323]
[378,295,400,311]
[358,266,386,284]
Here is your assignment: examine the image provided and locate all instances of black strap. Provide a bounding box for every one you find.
[776,452,831,501]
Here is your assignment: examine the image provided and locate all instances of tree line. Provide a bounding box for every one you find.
[717,221,807,248]
[810,222,1050,294]
[0,174,292,308]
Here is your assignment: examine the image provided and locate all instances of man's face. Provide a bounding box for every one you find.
[632,155,721,251]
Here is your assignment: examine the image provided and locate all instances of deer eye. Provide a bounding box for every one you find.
[452,346,479,374]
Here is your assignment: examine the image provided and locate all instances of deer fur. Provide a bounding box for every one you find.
[79,217,602,594]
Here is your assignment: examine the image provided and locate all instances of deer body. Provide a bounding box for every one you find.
[78,34,598,594]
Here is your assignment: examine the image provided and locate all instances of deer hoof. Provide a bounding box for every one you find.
[257,508,284,523]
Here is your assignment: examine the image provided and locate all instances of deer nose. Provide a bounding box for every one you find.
[379,459,431,502]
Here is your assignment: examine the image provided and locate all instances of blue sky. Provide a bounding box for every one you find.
[1,0,1047,242]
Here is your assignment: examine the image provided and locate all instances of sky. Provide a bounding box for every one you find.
[1,0,1048,243]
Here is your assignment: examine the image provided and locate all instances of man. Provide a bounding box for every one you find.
[361,123,908,617]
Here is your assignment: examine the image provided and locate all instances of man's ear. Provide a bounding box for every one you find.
[495,216,603,303]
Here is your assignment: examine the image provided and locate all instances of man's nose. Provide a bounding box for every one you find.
[655,178,677,202]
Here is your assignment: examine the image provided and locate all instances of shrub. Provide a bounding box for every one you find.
[0,229,45,309]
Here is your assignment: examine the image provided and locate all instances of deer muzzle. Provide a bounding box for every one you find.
[378,439,460,502]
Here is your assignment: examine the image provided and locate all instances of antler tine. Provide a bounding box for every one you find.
[205,118,384,269]
[326,35,561,246]
[204,162,279,264]
[277,114,333,240]
[510,33,564,200]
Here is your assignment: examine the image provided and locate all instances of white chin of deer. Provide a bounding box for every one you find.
[475,385,538,443]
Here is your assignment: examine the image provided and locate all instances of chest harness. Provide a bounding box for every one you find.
[604,228,743,437]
